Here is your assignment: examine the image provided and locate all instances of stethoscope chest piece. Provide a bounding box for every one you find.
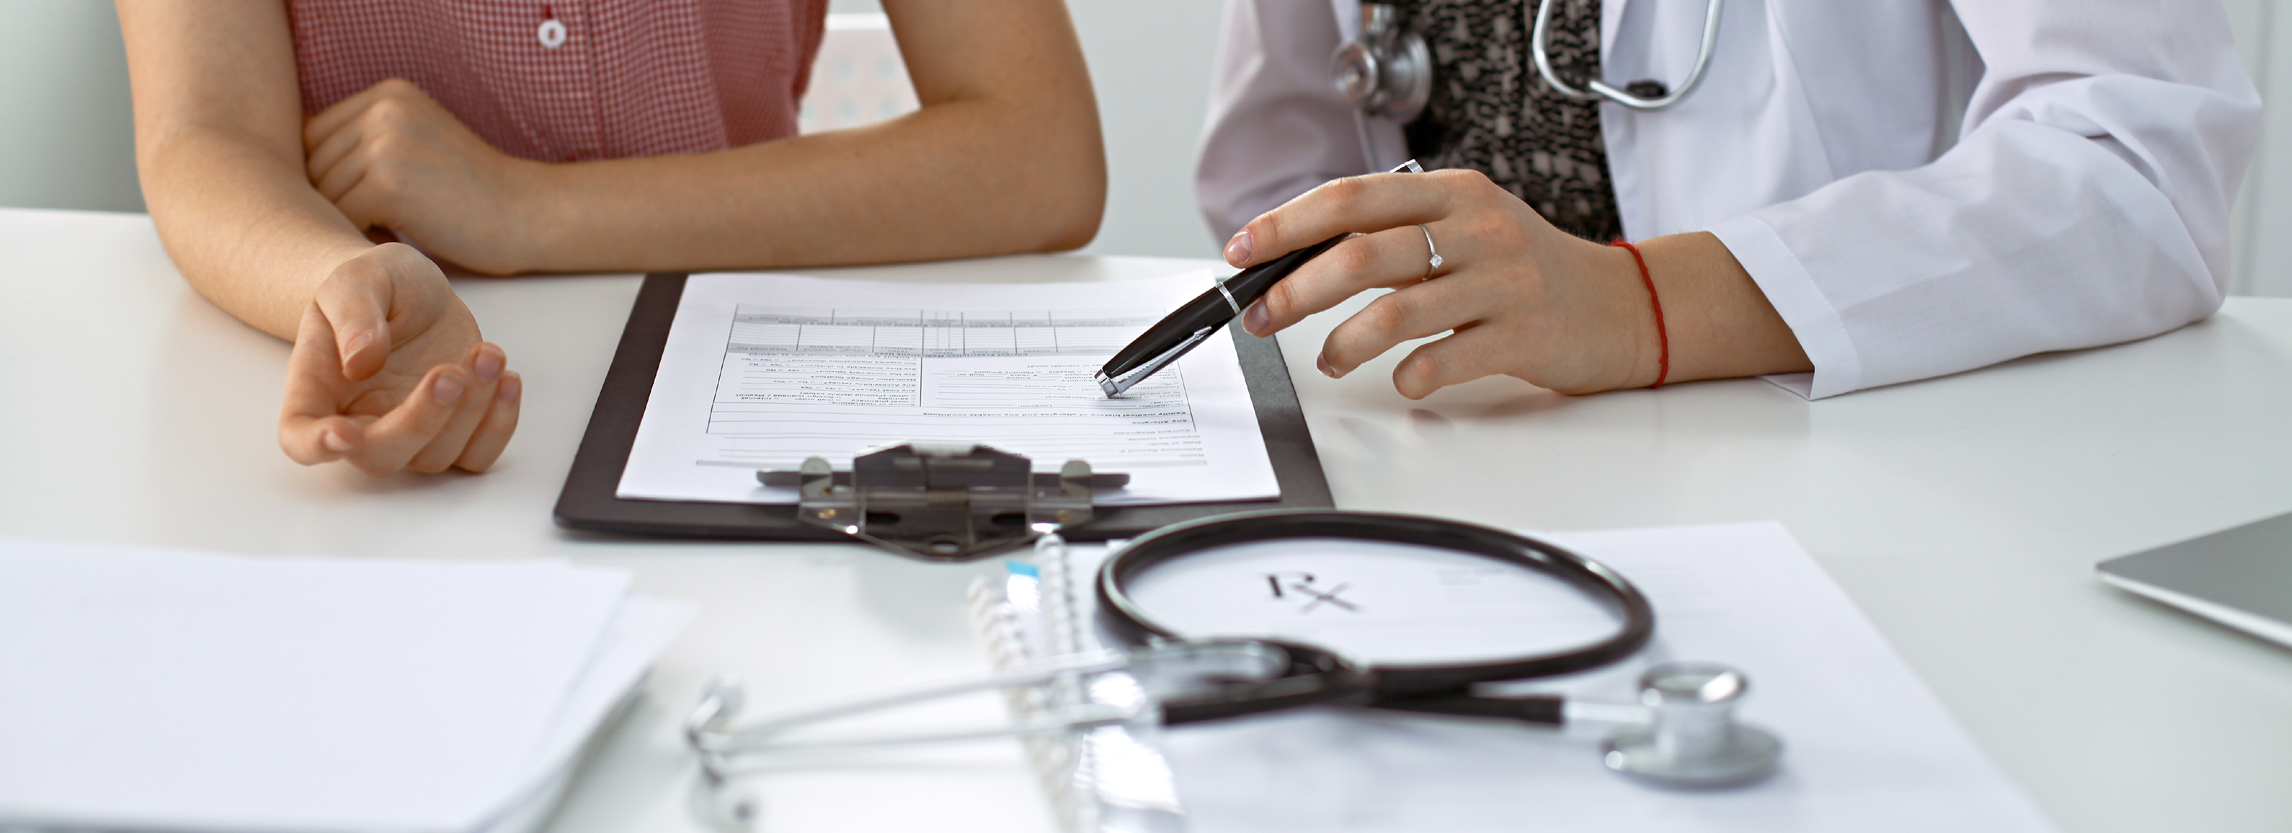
[1601,662,1783,787]
[1331,3,1431,122]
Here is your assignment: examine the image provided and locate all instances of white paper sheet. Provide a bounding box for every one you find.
[0,542,688,833]
[616,271,1279,506]
[1038,523,2056,833]
[1119,536,1627,666]
[480,594,695,833]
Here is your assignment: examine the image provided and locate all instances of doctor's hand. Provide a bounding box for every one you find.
[1226,168,1810,398]
[303,79,540,276]
[1226,168,1660,397]
[278,243,523,476]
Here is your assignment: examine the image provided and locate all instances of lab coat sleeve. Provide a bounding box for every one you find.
[1196,0,1376,241]
[1706,3,2261,399]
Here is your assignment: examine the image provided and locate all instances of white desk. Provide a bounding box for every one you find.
[4,207,2289,832]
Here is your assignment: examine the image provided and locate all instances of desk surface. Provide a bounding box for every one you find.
[4,207,2289,833]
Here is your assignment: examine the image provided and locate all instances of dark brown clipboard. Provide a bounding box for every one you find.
[552,272,1333,542]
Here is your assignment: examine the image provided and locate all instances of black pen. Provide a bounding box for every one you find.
[1098,160,1425,398]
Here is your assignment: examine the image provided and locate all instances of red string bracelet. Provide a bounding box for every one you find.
[1610,240,1669,388]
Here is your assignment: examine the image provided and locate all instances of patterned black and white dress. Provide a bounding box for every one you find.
[1397,0,1622,242]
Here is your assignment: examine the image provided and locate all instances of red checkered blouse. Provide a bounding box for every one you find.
[289,0,828,162]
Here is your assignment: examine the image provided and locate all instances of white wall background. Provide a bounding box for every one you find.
[2223,0,2292,296]
[2,0,2285,291]
[1058,0,1227,260]
[0,1,141,213]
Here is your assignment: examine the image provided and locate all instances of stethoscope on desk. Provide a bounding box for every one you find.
[1333,0,1726,121]
[683,511,1783,826]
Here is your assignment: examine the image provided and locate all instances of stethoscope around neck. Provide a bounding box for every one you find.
[1333,0,1726,121]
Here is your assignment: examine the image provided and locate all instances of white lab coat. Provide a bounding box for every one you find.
[1196,0,2260,398]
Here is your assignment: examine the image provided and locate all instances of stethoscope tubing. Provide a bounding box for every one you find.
[1529,0,1726,111]
[1096,510,1656,721]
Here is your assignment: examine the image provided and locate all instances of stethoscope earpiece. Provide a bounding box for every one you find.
[687,675,764,830]
[694,775,761,832]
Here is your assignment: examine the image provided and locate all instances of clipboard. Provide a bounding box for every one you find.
[553,272,1334,543]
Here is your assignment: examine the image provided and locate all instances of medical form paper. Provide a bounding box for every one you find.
[616,271,1279,506]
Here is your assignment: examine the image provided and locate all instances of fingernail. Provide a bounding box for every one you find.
[1243,300,1269,335]
[498,375,521,402]
[1316,353,1342,379]
[435,374,466,404]
[322,431,352,453]
[1224,229,1255,266]
[475,350,504,381]
[338,333,378,379]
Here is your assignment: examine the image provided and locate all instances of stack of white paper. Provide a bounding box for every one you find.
[0,541,692,833]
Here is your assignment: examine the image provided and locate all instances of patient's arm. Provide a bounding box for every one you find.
[298,0,1109,276]
[120,0,1102,476]
[120,0,516,475]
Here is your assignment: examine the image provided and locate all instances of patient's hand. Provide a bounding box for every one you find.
[302,79,538,275]
[278,243,521,476]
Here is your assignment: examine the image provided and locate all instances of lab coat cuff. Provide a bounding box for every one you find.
[1706,216,1863,400]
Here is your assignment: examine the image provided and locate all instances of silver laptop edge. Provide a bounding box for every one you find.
[2097,510,2292,649]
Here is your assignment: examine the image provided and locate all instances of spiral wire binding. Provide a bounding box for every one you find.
[965,534,1187,833]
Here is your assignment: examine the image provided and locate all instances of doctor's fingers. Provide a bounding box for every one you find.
[1388,325,1576,400]
[1244,226,1443,337]
[1393,327,1506,401]
[1317,277,1489,380]
[403,344,508,474]
[1230,169,1479,268]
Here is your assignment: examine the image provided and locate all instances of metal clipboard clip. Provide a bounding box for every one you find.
[757,442,1128,561]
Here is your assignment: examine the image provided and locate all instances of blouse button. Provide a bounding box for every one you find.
[537,18,567,50]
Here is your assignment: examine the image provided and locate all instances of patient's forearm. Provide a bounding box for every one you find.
[141,128,373,340]
[510,98,1104,272]
[503,0,1104,273]
[122,0,374,341]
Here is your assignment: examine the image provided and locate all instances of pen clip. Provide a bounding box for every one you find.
[1097,326,1216,397]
